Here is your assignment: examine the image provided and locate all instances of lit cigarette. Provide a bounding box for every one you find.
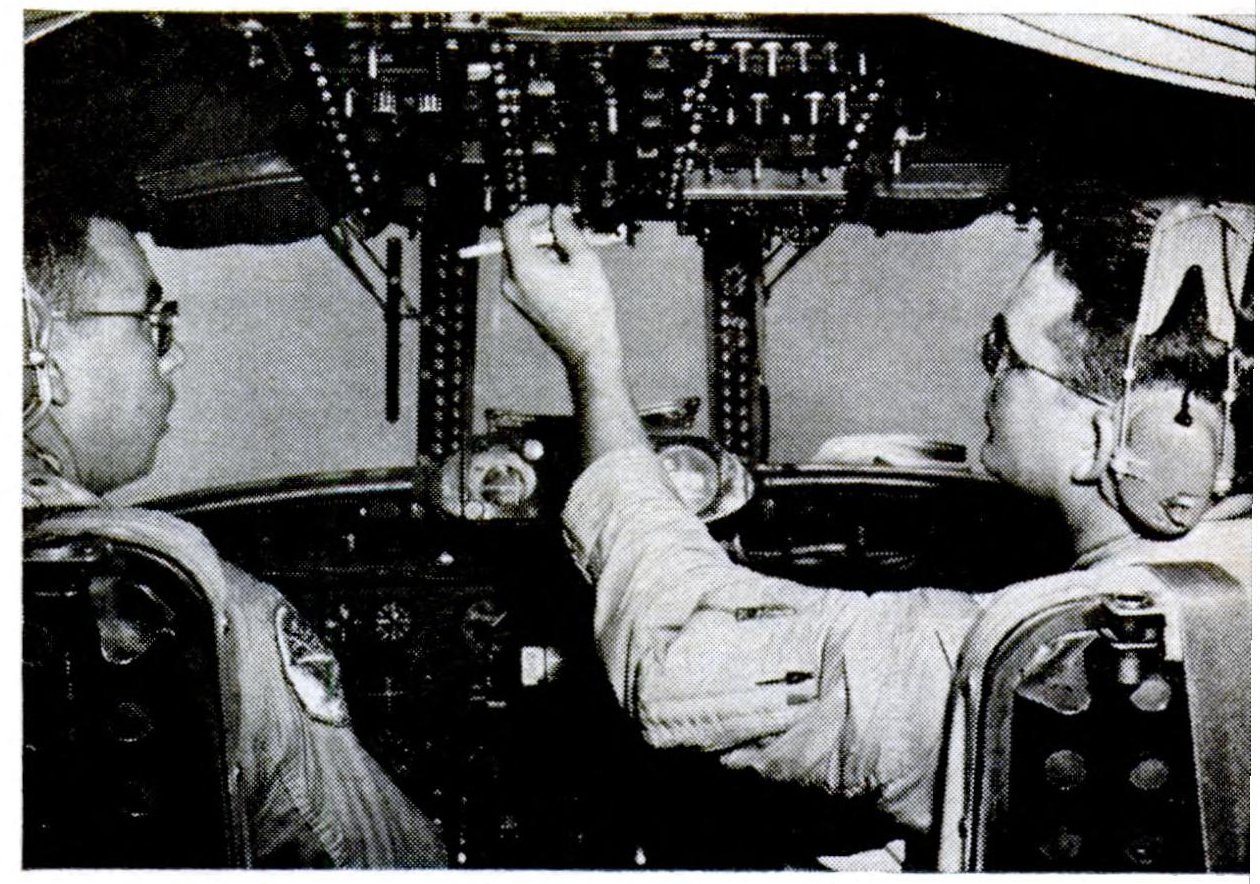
[458,225,627,260]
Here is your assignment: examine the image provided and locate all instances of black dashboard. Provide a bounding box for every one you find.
[152,436,1074,868]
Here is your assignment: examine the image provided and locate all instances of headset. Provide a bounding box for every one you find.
[23,274,59,432]
[1109,201,1253,537]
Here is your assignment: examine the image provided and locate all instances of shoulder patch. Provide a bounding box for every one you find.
[274,604,350,726]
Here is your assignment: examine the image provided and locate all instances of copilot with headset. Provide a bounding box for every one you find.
[498,193,1252,868]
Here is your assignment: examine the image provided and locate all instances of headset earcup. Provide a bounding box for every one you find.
[1113,395,1220,537]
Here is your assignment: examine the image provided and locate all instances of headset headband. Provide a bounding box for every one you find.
[1113,201,1254,515]
[1135,203,1250,342]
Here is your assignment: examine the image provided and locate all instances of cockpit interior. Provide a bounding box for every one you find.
[23,11,1253,871]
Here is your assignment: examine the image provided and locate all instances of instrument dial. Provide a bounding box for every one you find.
[374,600,411,642]
[461,598,507,656]
[440,445,538,519]
[657,443,720,515]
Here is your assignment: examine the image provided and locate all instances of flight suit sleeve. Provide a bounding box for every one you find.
[224,563,447,868]
[562,448,982,832]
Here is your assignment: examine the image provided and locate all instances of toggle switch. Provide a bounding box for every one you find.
[792,41,811,73]
[804,91,825,125]
[822,41,838,74]
[832,91,847,125]
[750,92,769,126]
[761,41,783,78]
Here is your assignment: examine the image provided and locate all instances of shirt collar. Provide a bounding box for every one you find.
[24,442,99,511]
[1072,499,1251,571]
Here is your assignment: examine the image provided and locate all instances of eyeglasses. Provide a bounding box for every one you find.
[55,300,179,357]
[982,314,1113,406]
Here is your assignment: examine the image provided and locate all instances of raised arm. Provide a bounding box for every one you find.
[500,204,649,465]
[498,205,977,835]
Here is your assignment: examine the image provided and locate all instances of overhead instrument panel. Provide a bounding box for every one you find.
[272,14,938,236]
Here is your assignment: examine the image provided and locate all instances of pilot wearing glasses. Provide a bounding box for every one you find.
[500,193,1250,866]
[23,209,446,868]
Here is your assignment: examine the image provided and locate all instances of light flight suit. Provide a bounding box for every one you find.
[562,448,1250,842]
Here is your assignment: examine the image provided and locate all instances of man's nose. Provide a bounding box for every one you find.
[158,341,186,377]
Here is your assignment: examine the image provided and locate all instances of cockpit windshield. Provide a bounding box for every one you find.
[127,212,1025,502]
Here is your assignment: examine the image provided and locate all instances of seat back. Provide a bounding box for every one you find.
[937,564,1248,872]
[24,531,239,867]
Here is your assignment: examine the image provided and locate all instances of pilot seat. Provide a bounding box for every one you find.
[24,519,245,868]
[935,562,1249,872]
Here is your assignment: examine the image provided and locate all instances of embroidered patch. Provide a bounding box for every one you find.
[274,604,350,726]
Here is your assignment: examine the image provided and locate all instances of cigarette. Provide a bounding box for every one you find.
[458,225,627,260]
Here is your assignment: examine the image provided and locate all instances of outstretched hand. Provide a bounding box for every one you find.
[501,204,648,462]
[501,205,622,370]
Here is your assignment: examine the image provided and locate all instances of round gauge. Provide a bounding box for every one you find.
[657,443,720,515]
[439,445,538,518]
[374,600,411,642]
[322,603,353,648]
[461,598,507,656]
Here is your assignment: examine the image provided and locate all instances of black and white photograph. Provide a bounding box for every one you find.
[21,10,1252,871]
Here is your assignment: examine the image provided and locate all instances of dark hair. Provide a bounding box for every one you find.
[23,192,126,312]
[1037,186,1231,403]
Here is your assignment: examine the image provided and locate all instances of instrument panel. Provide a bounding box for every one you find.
[275,14,919,235]
[61,10,1065,253]
[436,430,753,522]
[33,11,1250,253]
[153,452,1074,867]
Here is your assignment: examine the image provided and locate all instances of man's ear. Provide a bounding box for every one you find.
[1072,405,1117,483]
